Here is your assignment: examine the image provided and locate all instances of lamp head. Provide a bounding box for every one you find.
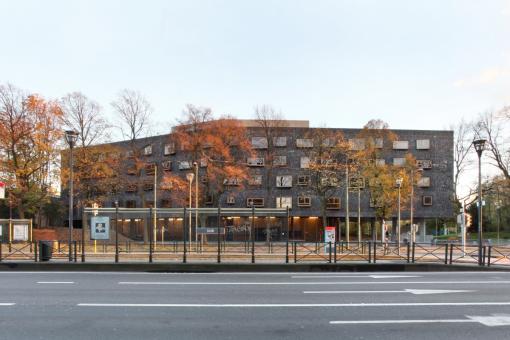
[65,130,79,147]
[396,177,403,187]
[186,173,194,182]
[472,139,487,157]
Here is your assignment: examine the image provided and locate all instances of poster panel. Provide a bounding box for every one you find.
[90,216,110,240]
[13,224,28,241]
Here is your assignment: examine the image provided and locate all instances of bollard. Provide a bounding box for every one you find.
[334,241,337,263]
[487,246,492,267]
[482,246,487,266]
[368,241,372,263]
[373,242,377,263]
[412,242,416,263]
[449,243,453,265]
[444,244,448,265]
[328,242,332,263]
[294,242,297,263]
[34,241,37,262]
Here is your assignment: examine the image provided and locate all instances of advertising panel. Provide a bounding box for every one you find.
[13,224,28,241]
[90,216,110,240]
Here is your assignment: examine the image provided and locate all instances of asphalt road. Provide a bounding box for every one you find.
[1,271,510,339]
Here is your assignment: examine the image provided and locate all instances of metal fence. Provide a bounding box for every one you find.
[3,240,510,267]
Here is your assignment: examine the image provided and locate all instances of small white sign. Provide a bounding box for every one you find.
[0,181,5,199]
[13,224,28,241]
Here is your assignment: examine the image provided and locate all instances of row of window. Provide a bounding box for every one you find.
[137,137,432,159]
[237,195,434,208]
[250,137,431,151]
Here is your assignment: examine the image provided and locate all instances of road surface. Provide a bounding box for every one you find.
[1,271,510,339]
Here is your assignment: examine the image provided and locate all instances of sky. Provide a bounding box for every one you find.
[1,0,509,135]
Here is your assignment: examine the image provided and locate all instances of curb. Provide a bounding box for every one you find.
[0,262,508,272]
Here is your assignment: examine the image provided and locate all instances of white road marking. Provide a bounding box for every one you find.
[331,314,510,327]
[303,289,474,295]
[291,275,421,279]
[118,280,510,285]
[78,302,510,308]
[37,281,74,284]
[0,303,15,306]
[330,319,474,324]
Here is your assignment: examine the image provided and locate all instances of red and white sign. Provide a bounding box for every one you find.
[0,182,5,200]
[324,226,336,243]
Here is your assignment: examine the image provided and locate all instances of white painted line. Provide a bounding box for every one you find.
[330,319,474,324]
[78,302,510,308]
[118,280,510,286]
[0,303,15,306]
[304,289,475,295]
[291,275,421,279]
[331,314,510,327]
[37,281,74,284]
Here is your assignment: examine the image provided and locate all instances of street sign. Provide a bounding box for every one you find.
[90,216,110,240]
[0,182,5,199]
[324,226,335,243]
[197,227,225,234]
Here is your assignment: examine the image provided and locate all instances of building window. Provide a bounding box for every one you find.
[200,158,207,167]
[369,196,383,208]
[276,175,292,188]
[273,155,287,167]
[144,144,153,156]
[320,176,339,187]
[273,136,287,147]
[349,176,365,189]
[145,162,156,176]
[418,177,431,188]
[125,184,138,193]
[143,181,153,191]
[422,195,433,206]
[276,197,292,209]
[179,161,192,170]
[393,158,406,166]
[326,197,341,209]
[322,138,336,147]
[300,157,310,169]
[226,196,236,205]
[127,167,138,176]
[393,141,409,150]
[247,157,265,167]
[205,195,213,205]
[160,199,171,208]
[126,200,137,208]
[251,137,268,149]
[349,138,365,151]
[164,143,176,155]
[297,196,311,207]
[162,160,172,172]
[296,138,313,148]
[375,138,383,149]
[223,177,240,186]
[248,175,263,186]
[416,139,430,150]
[144,200,154,208]
[417,159,432,169]
[247,197,264,207]
[375,159,386,166]
[297,175,310,186]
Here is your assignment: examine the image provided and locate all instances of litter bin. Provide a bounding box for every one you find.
[39,241,53,261]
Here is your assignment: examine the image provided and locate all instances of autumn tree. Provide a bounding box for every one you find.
[60,92,120,209]
[111,89,154,206]
[163,105,252,207]
[301,128,349,230]
[0,83,63,218]
[451,119,473,201]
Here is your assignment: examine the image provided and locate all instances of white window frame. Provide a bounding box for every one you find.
[416,139,430,150]
[251,137,268,149]
[276,175,292,188]
[276,197,292,209]
[393,141,409,150]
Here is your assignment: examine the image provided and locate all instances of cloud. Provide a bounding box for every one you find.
[454,66,510,88]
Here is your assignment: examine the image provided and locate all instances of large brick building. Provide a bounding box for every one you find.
[66,120,454,243]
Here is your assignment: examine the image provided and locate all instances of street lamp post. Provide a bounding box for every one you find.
[193,162,198,251]
[410,168,423,244]
[396,176,403,255]
[65,130,79,262]
[186,172,194,251]
[472,138,486,266]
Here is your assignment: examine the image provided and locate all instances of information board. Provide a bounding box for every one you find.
[90,216,110,240]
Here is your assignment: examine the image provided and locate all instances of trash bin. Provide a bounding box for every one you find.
[39,241,52,261]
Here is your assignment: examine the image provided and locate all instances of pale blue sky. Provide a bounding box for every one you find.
[1,0,509,134]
